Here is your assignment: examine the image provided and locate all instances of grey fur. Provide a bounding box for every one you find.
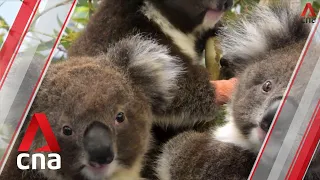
[155,4,312,180]
[219,3,311,75]
[68,0,233,128]
[105,35,184,111]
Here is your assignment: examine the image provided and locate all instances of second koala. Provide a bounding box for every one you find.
[68,0,234,127]
[155,4,312,180]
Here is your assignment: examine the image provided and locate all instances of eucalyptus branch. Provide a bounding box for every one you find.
[25,34,45,43]
[30,0,73,29]
[29,30,56,38]
[0,1,5,8]
[88,0,94,17]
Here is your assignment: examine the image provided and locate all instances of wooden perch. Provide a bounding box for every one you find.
[205,37,222,80]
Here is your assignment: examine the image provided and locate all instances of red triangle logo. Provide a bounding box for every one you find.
[301,3,317,17]
[18,113,61,152]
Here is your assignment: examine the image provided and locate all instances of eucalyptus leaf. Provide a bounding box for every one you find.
[0,34,4,45]
[72,17,89,24]
[77,0,89,6]
[57,15,64,27]
[0,17,9,31]
[312,0,320,12]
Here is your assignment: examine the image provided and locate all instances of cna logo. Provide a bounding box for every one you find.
[17,113,61,170]
[301,2,319,23]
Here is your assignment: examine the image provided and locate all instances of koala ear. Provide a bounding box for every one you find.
[218,3,310,75]
[105,35,184,111]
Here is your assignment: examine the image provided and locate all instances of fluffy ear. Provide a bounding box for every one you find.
[218,3,311,76]
[105,35,184,111]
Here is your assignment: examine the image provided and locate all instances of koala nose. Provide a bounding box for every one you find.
[260,98,282,132]
[260,97,298,133]
[83,121,114,165]
[218,0,233,11]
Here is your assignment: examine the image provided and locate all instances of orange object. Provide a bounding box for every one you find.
[211,78,238,105]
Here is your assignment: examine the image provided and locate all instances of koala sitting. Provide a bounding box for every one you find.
[68,0,236,128]
[1,35,182,180]
[155,4,312,180]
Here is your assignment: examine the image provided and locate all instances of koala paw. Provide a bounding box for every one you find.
[211,78,238,105]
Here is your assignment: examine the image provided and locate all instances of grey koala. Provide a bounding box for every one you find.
[68,0,233,127]
[1,35,182,180]
[66,1,236,176]
[155,4,314,180]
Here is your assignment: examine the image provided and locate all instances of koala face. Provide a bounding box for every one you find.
[154,0,233,32]
[231,44,302,151]
[28,57,152,180]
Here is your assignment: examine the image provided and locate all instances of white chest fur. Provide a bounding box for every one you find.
[141,1,200,63]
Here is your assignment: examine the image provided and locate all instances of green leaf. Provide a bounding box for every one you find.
[76,6,90,13]
[0,16,9,31]
[64,27,73,34]
[312,1,320,13]
[60,31,81,49]
[0,149,4,158]
[73,6,90,19]
[77,0,89,6]
[57,15,64,27]
[37,40,56,51]
[34,51,46,58]
[72,17,89,24]
[0,33,4,45]
[53,29,60,36]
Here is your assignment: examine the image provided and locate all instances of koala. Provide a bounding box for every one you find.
[155,4,313,180]
[68,0,233,127]
[1,35,182,180]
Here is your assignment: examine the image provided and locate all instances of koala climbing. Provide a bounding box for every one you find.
[155,4,312,180]
[1,35,182,180]
[68,0,234,127]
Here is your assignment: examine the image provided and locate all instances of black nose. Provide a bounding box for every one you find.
[260,97,298,133]
[83,121,114,165]
[260,98,282,132]
[218,0,233,11]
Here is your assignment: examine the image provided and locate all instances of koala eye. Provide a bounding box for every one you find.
[115,112,125,124]
[262,81,272,92]
[62,126,73,136]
